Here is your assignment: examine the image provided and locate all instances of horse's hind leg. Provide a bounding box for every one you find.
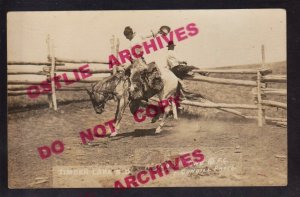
[171,101,178,120]
[151,112,161,123]
[155,105,171,134]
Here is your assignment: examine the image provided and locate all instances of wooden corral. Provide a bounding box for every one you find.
[7,38,286,127]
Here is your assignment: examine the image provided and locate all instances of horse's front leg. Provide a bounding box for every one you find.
[111,100,121,137]
[111,96,129,137]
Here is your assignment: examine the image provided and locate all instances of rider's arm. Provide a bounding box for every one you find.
[141,29,160,39]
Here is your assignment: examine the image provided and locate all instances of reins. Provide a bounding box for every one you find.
[92,73,127,103]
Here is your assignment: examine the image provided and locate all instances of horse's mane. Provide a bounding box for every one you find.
[91,72,125,93]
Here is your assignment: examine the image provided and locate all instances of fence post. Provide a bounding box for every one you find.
[50,38,58,110]
[257,45,266,127]
[110,35,118,75]
[257,71,265,127]
[116,37,120,73]
[46,35,58,111]
[46,36,53,109]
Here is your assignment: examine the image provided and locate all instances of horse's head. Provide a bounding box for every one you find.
[87,80,114,114]
[87,72,127,114]
[87,87,105,114]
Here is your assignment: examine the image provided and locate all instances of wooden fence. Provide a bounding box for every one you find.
[184,45,287,127]
[7,38,286,127]
[8,35,113,111]
[183,68,286,126]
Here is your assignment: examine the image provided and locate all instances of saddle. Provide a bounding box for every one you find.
[129,62,164,100]
[142,62,164,92]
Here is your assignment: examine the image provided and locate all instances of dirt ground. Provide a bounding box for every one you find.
[8,99,287,188]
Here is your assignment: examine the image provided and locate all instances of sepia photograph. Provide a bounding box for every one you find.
[7,10,287,188]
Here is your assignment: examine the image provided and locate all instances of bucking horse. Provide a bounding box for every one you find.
[87,61,184,137]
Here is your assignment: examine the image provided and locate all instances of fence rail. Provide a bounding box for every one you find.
[262,88,287,96]
[55,57,109,64]
[188,74,258,87]
[43,66,112,73]
[7,61,64,66]
[193,67,272,75]
[180,100,258,109]
[262,75,286,83]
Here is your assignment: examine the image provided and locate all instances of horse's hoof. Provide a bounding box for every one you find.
[110,132,118,137]
[155,127,162,134]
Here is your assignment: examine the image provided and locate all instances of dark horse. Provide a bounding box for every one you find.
[87,61,181,137]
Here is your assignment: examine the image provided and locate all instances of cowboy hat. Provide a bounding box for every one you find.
[159,25,171,35]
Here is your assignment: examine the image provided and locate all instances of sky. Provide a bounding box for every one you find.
[7,9,286,68]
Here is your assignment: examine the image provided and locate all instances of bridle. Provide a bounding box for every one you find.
[91,73,127,109]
